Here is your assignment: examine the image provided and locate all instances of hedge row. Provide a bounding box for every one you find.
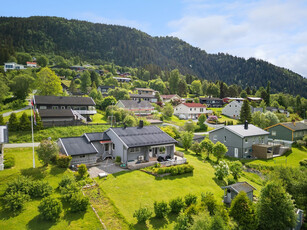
[153,164,194,176]
[4,153,15,168]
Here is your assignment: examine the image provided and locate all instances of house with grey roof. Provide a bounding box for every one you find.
[0,125,9,170]
[130,88,158,103]
[209,122,270,158]
[264,122,307,142]
[221,182,256,204]
[222,100,263,119]
[58,122,178,167]
[34,95,96,124]
[116,100,154,115]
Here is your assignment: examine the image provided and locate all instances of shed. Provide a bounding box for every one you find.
[221,182,256,204]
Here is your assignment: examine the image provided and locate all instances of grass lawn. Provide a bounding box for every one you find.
[164,115,187,127]
[90,110,108,124]
[208,107,238,125]
[9,124,110,143]
[0,148,102,230]
[244,147,307,168]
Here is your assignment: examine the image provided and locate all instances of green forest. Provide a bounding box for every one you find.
[0,16,306,97]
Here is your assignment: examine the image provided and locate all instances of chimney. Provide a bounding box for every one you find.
[139,120,144,128]
[244,120,248,130]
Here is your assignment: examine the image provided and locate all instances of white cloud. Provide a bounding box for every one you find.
[169,0,307,77]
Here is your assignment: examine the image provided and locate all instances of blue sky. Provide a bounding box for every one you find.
[1,0,307,77]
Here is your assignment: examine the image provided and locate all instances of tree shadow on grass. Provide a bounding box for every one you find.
[27,215,57,230]
[62,209,86,225]
[149,216,168,229]
[20,166,48,180]
[133,222,149,230]
[213,177,227,187]
[0,207,22,220]
[110,170,131,178]
[49,165,66,176]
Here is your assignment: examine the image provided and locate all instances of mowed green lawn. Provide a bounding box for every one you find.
[0,148,102,230]
[98,150,263,228]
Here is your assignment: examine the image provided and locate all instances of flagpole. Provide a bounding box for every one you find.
[31,98,35,168]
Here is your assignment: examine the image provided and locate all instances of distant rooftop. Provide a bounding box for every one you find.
[210,124,269,138]
[59,136,98,156]
[34,95,95,106]
[222,182,256,193]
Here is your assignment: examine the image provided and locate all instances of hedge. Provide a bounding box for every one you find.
[4,153,15,168]
[153,164,194,176]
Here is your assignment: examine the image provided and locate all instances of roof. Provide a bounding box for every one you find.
[108,125,177,148]
[199,97,223,101]
[26,62,37,64]
[247,97,262,101]
[161,94,180,99]
[135,88,155,92]
[225,97,245,101]
[0,126,8,143]
[129,94,155,98]
[38,109,74,118]
[59,136,98,156]
[265,122,307,132]
[221,182,256,193]
[210,124,269,138]
[113,77,131,80]
[98,85,115,89]
[118,100,153,109]
[84,132,110,142]
[182,103,206,108]
[34,95,95,106]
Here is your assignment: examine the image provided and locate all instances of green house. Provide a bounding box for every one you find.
[264,122,307,142]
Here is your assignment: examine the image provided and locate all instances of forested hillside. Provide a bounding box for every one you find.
[0,16,306,97]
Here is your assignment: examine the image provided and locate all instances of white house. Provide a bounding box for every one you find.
[222,100,243,119]
[4,62,25,72]
[174,103,210,120]
[161,94,181,103]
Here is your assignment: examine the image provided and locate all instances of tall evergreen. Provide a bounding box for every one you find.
[8,113,19,131]
[239,100,252,123]
[19,112,31,131]
[265,81,271,106]
[0,114,4,125]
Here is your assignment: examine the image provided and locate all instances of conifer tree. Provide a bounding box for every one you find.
[19,112,31,131]
[239,100,252,123]
[0,114,4,125]
[8,113,18,131]
[265,81,271,106]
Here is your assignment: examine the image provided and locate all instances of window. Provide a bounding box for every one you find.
[200,108,203,112]
[61,106,65,109]
[190,108,192,111]
[105,144,109,151]
[79,155,85,158]
[52,106,58,109]
[67,106,71,109]
[112,143,115,150]
[229,105,231,107]
[234,148,238,158]
[245,148,248,153]
[159,147,166,153]
[194,108,196,111]
[40,106,47,109]
[245,138,248,143]
[176,108,178,111]
[272,131,276,136]
[130,147,140,153]
[213,135,217,141]
[224,136,226,142]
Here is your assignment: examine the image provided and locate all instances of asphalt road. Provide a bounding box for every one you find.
[4,142,40,148]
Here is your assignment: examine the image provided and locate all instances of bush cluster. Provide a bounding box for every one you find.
[57,155,72,168]
[133,206,152,223]
[38,196,63,221]
[169,197,186,214]
[3,153,15,168]
[153,164,194,176]
[299,159,307,167]
[184,194,197,207]
[29,180,53,198]
[154,201,170,218]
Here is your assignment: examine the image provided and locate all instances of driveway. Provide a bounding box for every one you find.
[88,158,128,178]
[4,142,40,148]
[1,105,31,117]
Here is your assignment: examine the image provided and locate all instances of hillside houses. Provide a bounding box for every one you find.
[174,103,211,120]
[116,100,154,116]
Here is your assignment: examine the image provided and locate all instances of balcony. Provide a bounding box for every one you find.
[72,110,97,115]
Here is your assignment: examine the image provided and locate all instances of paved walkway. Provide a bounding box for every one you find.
[4,142,40,148]
[1,105,31,117]
[88,158,128,178]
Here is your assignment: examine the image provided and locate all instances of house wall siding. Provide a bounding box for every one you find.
[266,125,292,141]
[222,101,242,119]
[106,129,125,163]
[70,154,97,165]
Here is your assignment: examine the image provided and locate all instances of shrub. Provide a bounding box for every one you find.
[184,165,194,173]
[154,201,170,218]
[184,203,199,219]
[174,212,191,230]
[296,140,306,148]
[77,164,88,178]
[60,183,80,202]
[184,193,197,207]
[299,159,307,167]
[5,176,31,195]
[70,193,89,212]
[3,191,30,212]
[133,206,152,223]
[38,196,63,221]
[57,155,72,168]
[214,161,229,180]
[36,140,59,166]
[115,156,121,163]
[169,197,185,214]
[228,177,237,185]
[201,192,218,215]
[4,153,15,168]
[58,175,75,188]
[170,166,179,176]
[29,180,53,198]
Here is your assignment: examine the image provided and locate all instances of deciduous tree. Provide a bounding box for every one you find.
[36,67,62,96]
[213,142,228,162]
[36,140,59,166]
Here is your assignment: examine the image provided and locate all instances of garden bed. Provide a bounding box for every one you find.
[141,163,194,177]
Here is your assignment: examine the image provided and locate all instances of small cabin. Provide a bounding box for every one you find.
[221,182,256,204]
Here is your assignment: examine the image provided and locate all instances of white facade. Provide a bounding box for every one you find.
[26,62,37,68]
[222,100,243,119]
[4,62,25,72]
[174,103,207,120]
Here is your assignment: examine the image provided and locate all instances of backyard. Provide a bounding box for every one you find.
[0,148,102,229]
